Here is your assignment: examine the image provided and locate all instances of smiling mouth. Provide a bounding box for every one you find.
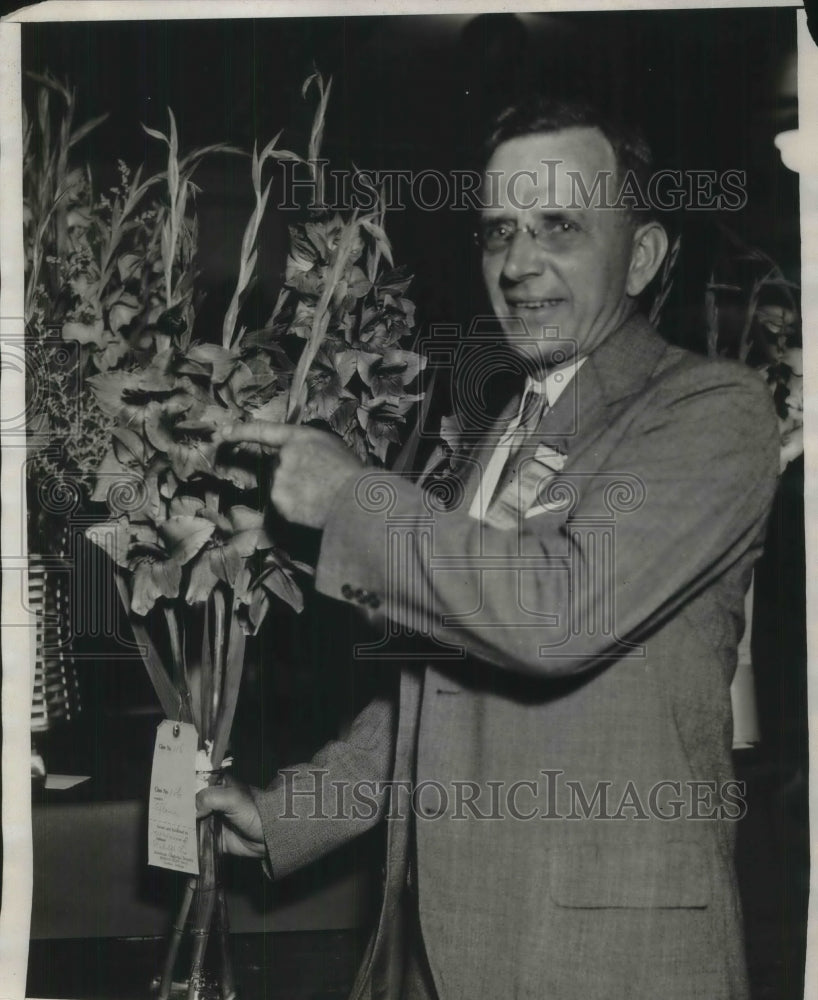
[506,298,564,309]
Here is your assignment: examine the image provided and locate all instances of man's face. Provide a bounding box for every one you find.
[481,127,639,372]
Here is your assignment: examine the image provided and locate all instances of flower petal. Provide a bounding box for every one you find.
[63,319,106,347]
[158,515,216,564]
[186,552,220,604]
[131,558,182,616]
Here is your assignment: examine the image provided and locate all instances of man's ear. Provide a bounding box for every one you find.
[626,220,669,297]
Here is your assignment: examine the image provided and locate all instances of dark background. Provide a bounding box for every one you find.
[21,9,800,336]
[19,9,807,999]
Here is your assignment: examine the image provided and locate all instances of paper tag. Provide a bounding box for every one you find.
[148,720,199,875]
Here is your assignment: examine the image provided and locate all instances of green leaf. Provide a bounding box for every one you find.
[301,69,321,99]
[259,562,304,613]
[68,111,109,149]
[167,106,179,162]
[26,70,72,103]
[258,129,284,167]
[141,123,169,145]
[361,218,394,267]
[269,149,303,163]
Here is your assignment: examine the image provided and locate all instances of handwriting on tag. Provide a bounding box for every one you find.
[148,720,199,875]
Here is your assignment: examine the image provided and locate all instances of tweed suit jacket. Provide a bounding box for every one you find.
[252,313,780,1000]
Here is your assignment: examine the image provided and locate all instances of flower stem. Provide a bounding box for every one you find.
[211,587,226,742]
[211,607,246,770]
[157,876,196,1000]
[286,213,360,424]
[113,571,180,720]
[187,814,217,1000]
[215,880,237,1000]
[164,604,193,727]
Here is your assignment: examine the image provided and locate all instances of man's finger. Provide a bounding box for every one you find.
[219,420,305,448]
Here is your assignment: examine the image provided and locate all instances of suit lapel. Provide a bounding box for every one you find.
[538,313,670,465]
[587,311,670,406]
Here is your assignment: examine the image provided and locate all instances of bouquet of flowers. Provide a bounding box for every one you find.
[26,70,424,999]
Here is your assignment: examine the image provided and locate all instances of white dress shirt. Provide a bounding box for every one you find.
[469,356,586,522]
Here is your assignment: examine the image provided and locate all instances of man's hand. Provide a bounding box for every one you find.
[196,775,266,859]
[219,422,362,530]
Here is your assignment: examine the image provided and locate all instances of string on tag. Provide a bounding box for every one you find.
[195,739,234,793]
[172,692,187,738]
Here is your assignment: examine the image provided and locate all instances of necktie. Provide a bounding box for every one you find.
[484,387,564,530]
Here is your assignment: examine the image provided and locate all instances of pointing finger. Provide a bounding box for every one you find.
[218,420,304,448]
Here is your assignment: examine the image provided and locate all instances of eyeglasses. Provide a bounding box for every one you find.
[473,217,580,254]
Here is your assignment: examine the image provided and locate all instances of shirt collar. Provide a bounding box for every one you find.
[525,355,586,408]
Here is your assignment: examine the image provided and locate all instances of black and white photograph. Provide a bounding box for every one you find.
[0,2,812,999]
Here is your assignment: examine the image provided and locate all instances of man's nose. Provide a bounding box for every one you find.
[500,227,545,283]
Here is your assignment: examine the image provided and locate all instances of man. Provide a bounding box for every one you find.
[198,98,780,999]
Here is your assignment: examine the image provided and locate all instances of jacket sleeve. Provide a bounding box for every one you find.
[315,361,780,678]
[250,692,396,879]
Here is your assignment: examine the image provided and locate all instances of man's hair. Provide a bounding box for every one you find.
[483,96,655,222]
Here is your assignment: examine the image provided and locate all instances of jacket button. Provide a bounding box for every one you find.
[354,588,368,603]
[367,593,381,609]
[341,583,354,599]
